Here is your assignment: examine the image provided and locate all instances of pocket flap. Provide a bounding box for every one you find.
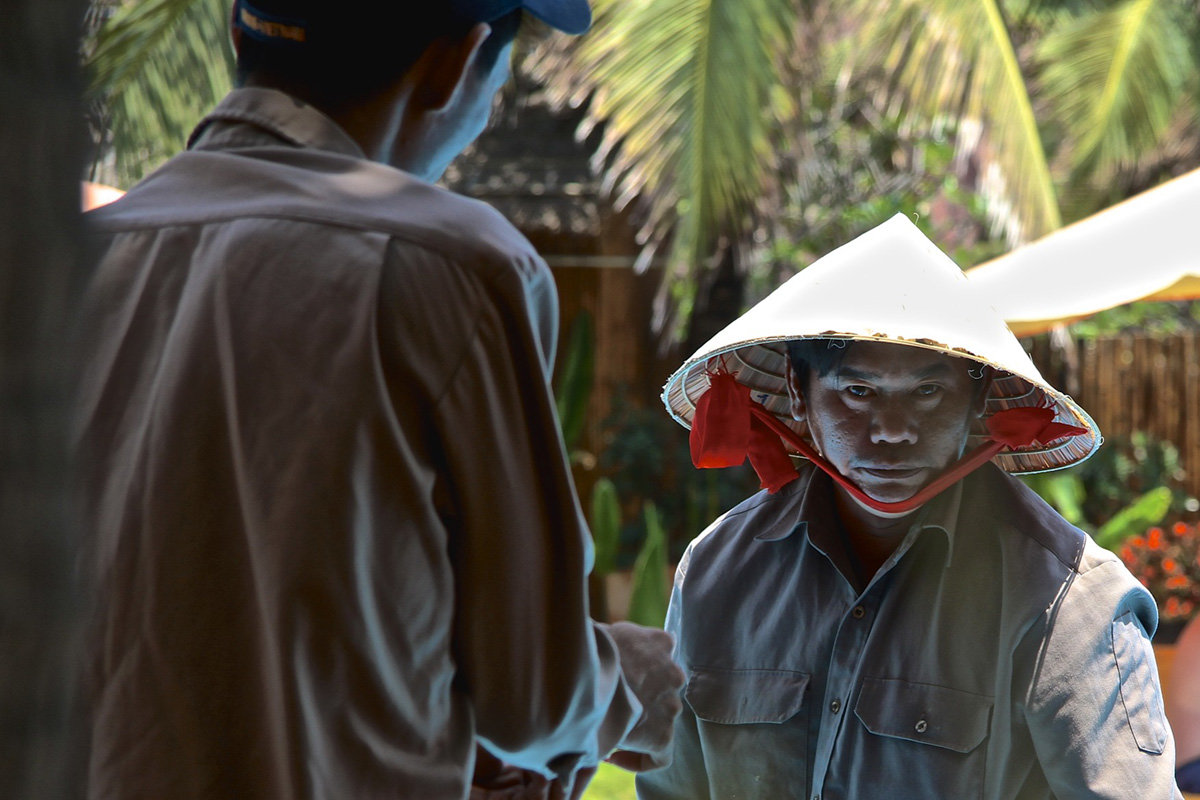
[686,667,809,724]
[855,677,993,753]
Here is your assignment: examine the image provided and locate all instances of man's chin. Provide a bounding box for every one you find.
[853,472,930,504]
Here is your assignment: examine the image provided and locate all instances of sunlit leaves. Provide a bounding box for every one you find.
[841,0,1061,243]
[1039,0,1192,187]
[85,0,233,186]
[535,0,796,330]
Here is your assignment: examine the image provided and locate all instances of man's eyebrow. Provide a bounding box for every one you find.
[834,362,956,381]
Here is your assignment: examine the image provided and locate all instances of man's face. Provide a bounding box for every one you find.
[787,341,985,504]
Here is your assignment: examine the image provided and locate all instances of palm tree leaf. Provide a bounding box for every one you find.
[86,0,233,186]
[533,0,795,328]
[1038,0,1192,189]
[843,0,1061,242]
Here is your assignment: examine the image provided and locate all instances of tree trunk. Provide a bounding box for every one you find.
[683,241,745,358]
[0,1,88,796]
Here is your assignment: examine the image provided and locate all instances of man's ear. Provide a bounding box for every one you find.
[412,22,492,112]
[230,2,243,56]
[785,359,808,423]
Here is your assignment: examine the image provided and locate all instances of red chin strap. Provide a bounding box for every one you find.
[689,370,1088,515]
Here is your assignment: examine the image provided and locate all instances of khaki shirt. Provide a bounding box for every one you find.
[638,464,1182,799]
[79,88,638,799]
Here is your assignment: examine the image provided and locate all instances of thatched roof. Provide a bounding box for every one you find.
[441,75,608,248]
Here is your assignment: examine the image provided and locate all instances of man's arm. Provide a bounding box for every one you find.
[1022,553,1183,799]
[420,250,679,777]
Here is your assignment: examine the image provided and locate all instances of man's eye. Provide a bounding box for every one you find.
[916,384,942,397]
[844,385,871,398]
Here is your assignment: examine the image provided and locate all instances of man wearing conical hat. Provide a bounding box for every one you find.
[637,215,1183,798]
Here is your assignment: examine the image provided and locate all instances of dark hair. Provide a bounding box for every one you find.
[235,7,523,109]
[786,338,854,390]
[786,338,991,397]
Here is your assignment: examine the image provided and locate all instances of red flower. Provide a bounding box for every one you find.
[1122,519,1199,623]
[1147,528,1163,549]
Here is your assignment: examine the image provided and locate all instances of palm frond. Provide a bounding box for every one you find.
[842,0,1061,243]
[532,0,796,329]
[85,0,233,186]
[1038,0,1193,189]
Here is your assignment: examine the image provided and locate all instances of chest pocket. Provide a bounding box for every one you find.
[685,668,811,800]
[855,676,993,753]
[686,667,809,724]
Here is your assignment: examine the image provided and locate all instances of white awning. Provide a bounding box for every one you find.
[966,168,1200,336]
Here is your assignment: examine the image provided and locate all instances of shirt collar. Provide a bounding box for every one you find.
[761,465,964,567]
[187,87,366,159]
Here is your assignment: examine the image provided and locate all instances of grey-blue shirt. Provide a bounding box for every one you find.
[637,464,1182,799]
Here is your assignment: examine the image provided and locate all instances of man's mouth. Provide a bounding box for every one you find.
[858,466,925,480]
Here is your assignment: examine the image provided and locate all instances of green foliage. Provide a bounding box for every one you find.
[589,477,621,577]
[1038,0,1193,193]
[842,0,1062,240]
[536,0,797,336]
[580,761,636,799]
[1075,432,1192,523]
[1068,300,1200,338]
[1023,431,1194,550]
[554,311,595,451]
[598,390,758,567]
[761,114,1007,286]
[626,503,670,628]
[1094,486,1173,550]
[85,0,234,187]
[1023,471,1087,527]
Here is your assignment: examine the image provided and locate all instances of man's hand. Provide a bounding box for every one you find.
[601,621,685,770]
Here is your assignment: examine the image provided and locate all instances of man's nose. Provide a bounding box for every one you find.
[870,401,918,444]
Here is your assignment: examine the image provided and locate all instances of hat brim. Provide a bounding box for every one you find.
[521,0,591,33]
[664,334,1100,475]
[661,216,1101,474]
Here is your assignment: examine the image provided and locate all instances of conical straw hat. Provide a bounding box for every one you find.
[662,214,1101,474]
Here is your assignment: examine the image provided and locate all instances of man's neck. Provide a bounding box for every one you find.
[832,486,918,583]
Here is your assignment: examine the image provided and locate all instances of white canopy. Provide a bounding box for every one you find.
[966,168,1200,336]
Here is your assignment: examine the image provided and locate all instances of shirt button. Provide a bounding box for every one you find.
[915,719,928,733]
[852,605,866,619]
[830,698,842,714]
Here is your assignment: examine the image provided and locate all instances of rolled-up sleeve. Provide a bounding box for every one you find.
[414,246,640,776]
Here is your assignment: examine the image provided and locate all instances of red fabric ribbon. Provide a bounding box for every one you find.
[983,405,1087,449]
[689,371,797,492]
[688,368,1088,514]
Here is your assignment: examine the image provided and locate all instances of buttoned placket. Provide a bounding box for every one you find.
[807,526,927,800]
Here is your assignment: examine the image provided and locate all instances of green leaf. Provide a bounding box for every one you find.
[534,0,796,332]
[1038,0,1192,192]
[837,0,1061,241]
[554,310,595,450]
[1024,472,1087,526]
[627,502,670,628]
[85,0,234,186]
[589,478,621,576]
[1094,486,1173,551]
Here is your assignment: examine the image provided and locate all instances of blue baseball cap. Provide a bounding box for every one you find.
[234,0,591,44]
[453,0,591,34]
